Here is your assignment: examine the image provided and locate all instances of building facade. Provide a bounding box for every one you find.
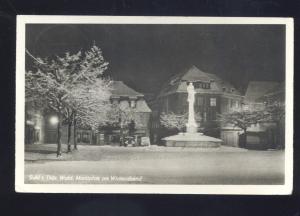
[100,81,152,145]
[151,65,243,143]
[25,81,152,146]
[242,81,284,149]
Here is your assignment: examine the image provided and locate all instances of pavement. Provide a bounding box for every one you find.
[24,143,284,185]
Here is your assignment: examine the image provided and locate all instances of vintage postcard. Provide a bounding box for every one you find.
[15,16,293,194]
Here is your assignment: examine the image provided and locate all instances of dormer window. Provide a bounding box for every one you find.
[192,81,210,89]
[222,87,226,92]
[231,88,235,93]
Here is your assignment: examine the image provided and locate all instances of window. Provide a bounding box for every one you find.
[230,99,234,108]
[196,96,204,106]
[203,112,207,122]
[235,101,239,108]
[210,98,216,106]
[194,82,210,89]
[203,83,210,89]
[130,100,136,108]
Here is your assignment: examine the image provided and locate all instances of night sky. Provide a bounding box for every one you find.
[25,24,285,95]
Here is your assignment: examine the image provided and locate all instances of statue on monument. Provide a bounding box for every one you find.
[186,82,198,133]
[187,82,195,103]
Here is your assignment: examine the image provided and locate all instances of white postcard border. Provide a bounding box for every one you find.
[15,16,294,194]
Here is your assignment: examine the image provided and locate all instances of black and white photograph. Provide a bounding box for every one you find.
[15,16,293,194]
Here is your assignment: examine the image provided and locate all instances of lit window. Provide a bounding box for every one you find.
[210,98,216,106]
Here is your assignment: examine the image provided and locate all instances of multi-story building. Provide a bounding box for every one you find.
[25,81,152,145]
[151,65,243,143]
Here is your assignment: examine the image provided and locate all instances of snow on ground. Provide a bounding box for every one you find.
[24,144,284,185]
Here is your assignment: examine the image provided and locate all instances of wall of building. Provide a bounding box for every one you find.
[25,102,45,144]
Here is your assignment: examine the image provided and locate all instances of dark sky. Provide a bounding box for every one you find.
[26,24,285,94]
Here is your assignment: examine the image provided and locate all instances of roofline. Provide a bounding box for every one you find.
[110,94,144,98]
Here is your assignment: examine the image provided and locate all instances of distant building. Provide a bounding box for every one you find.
[243,81,280,132]
[25,81,152,145]
[25,100,45,145]
[151,65,243,143]
[244,81,280,110]
[242,81,284,149]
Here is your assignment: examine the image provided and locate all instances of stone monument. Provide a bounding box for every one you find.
[186,82,198,133]
[163,82,222,148]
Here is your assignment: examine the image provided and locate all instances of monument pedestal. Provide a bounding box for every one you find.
[186,124,198,134]
[163,132,222,148]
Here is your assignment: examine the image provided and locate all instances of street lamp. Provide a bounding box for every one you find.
[49,116,59,125]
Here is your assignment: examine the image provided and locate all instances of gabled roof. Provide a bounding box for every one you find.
[181,65,212,82]
[244,81,280,103]
[263,82,285,97]
[158,65,242,97]
[255,82,285,102]
[135,100,152,113]
[110,81,144,98]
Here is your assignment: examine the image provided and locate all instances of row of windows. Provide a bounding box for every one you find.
[194,82,211,89]
[195,97,217,107]
[162,97,242,114]
[112,99,137,108]
[162,97,217,113]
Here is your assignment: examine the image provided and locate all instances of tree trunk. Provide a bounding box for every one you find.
[57,119,62,157]
[67,121,72,153]
[120,127,125,146]
[73,114,78,150]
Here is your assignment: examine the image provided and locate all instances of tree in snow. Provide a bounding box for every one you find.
[25,45,111,156]
[105,104,143,145]
[218,108,267,135]
[263,101,285,148]
[68,79,111,149]
[160,112,201,133]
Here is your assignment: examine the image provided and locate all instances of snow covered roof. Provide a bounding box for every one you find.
[135,100,152,113]
[244,81,280,103]
[181,65,212,82]
[110,81,144,98]
[158,65,242,97]
[263,82,285,97]
[110,81,151,113]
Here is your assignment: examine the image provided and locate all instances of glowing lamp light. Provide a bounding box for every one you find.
[49,116,59,125]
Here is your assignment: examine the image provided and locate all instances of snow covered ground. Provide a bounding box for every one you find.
[24,144,284,185]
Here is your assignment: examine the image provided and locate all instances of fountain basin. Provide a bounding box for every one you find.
[162,132,222,148]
